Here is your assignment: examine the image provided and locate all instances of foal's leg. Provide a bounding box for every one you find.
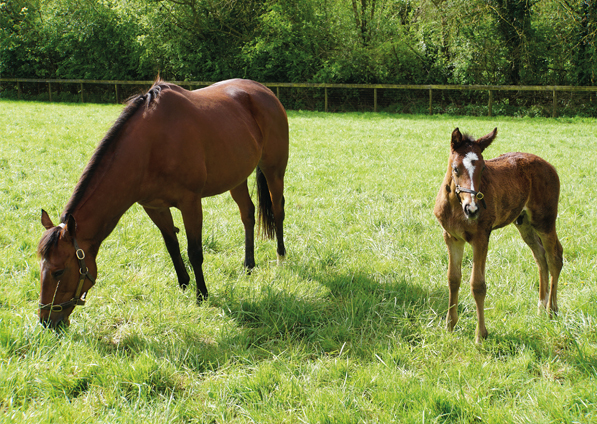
[537,229,563,317]
[143,206,190,289]
[229,181,256,270]
[179,197,208,303]
[444,231,465,332]
[515,218,550,312]
[470,236,489,343]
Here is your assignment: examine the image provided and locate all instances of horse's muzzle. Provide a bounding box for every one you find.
[463,203,480,220]
[40,314,70,330]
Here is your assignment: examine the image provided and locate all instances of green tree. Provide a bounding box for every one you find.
[486,0,538,84]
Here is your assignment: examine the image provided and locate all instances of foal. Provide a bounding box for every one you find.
[434,128,563,342]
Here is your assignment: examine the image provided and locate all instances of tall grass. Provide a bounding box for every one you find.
[1,100,596,423]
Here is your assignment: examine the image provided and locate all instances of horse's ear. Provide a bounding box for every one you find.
[66,214,77,238]
[451,128,464,150]
[41,209,54,230]
[476,127,497,152]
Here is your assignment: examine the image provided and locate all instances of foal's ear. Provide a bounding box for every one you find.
[451,128,464,150]
[476,127,497,152]
[41,209,55,230]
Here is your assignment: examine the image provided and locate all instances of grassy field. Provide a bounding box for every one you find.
[0,99,596,423]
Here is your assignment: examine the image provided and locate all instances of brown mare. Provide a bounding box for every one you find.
[37,79,289,328]
[434,128,563,343]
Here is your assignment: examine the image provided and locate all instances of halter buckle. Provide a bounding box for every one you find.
[76,249,85,260]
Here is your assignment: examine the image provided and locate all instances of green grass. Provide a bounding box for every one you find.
[1,100,596,423]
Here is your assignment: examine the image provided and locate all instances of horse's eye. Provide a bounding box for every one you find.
[52,270,65,279]
[452,167,459,176]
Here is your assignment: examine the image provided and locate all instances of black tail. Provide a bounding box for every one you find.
[256,166,276,239]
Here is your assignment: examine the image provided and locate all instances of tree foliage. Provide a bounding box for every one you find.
[1,0,595,85]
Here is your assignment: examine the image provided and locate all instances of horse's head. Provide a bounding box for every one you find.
[37,210,96,329]
[449,127,497,220]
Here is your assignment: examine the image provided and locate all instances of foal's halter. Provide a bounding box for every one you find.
[455,185,487,210]
[38,237,96,313]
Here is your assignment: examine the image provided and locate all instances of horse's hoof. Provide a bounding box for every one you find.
[277,254,285,266]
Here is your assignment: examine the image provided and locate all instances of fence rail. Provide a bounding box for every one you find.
[2,78,597,117]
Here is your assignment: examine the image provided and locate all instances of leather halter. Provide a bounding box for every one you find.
[38,237,96,313]
[455,185,487,209]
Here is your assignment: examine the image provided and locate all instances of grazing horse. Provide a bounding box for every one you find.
[434,128,563,343]
[37,79,289,328]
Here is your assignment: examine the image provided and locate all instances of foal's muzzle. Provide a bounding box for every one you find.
[455,185,487,216]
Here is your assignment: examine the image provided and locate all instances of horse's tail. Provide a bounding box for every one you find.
[256,166,276,239]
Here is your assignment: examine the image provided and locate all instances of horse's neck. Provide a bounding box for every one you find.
[65,154,140,249]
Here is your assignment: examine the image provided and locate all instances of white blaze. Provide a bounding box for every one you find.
[462,152,479,191]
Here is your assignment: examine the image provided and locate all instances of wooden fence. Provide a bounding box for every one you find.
[2,78,597,117]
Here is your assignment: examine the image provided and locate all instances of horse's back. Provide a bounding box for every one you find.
[489,152,560,231]
[130,80,288,203]
[488,152,559,191]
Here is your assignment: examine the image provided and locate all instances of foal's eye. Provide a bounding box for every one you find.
[452,167,459,176]
[52,270,65,279]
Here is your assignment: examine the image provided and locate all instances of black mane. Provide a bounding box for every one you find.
[60,82,167,222]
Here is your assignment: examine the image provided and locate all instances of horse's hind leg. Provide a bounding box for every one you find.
[230,180,256,270]
[537,229,563,317]
[143,206,190,290]
[257,165,286,263]
[515,216,550,312]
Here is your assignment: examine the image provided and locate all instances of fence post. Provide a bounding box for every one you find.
[115,84,119,103]
[276,86,279,98]
[488,90,493,117]
[429,88,432,115]
[48,82,52,102]
[17,81,22,99]
[374,88,377,112]
[325,87,328,113]
[80,83,84,103]
[552,89,557,118]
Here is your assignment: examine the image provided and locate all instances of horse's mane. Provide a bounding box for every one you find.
[60,80,168,223]
[37,226,62,259]
[462,133,476,145]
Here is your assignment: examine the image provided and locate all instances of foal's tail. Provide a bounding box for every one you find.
[256,166,276,239]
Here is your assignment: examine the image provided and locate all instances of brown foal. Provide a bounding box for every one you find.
[434,128,563,342]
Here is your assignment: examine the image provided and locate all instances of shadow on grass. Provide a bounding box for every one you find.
[210,265,443,358]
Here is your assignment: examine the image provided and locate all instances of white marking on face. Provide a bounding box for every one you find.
[462,152,479,191]
[58,223,66,229]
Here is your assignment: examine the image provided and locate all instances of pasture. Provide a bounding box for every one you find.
[1,99,596,423]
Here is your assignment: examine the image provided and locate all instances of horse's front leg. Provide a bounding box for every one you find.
[179,196,208,303]
[470,236,490,343]
[143,206,190,290]
[444,231,465,332]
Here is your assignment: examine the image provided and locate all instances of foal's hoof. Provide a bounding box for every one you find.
[475,328,488,344]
